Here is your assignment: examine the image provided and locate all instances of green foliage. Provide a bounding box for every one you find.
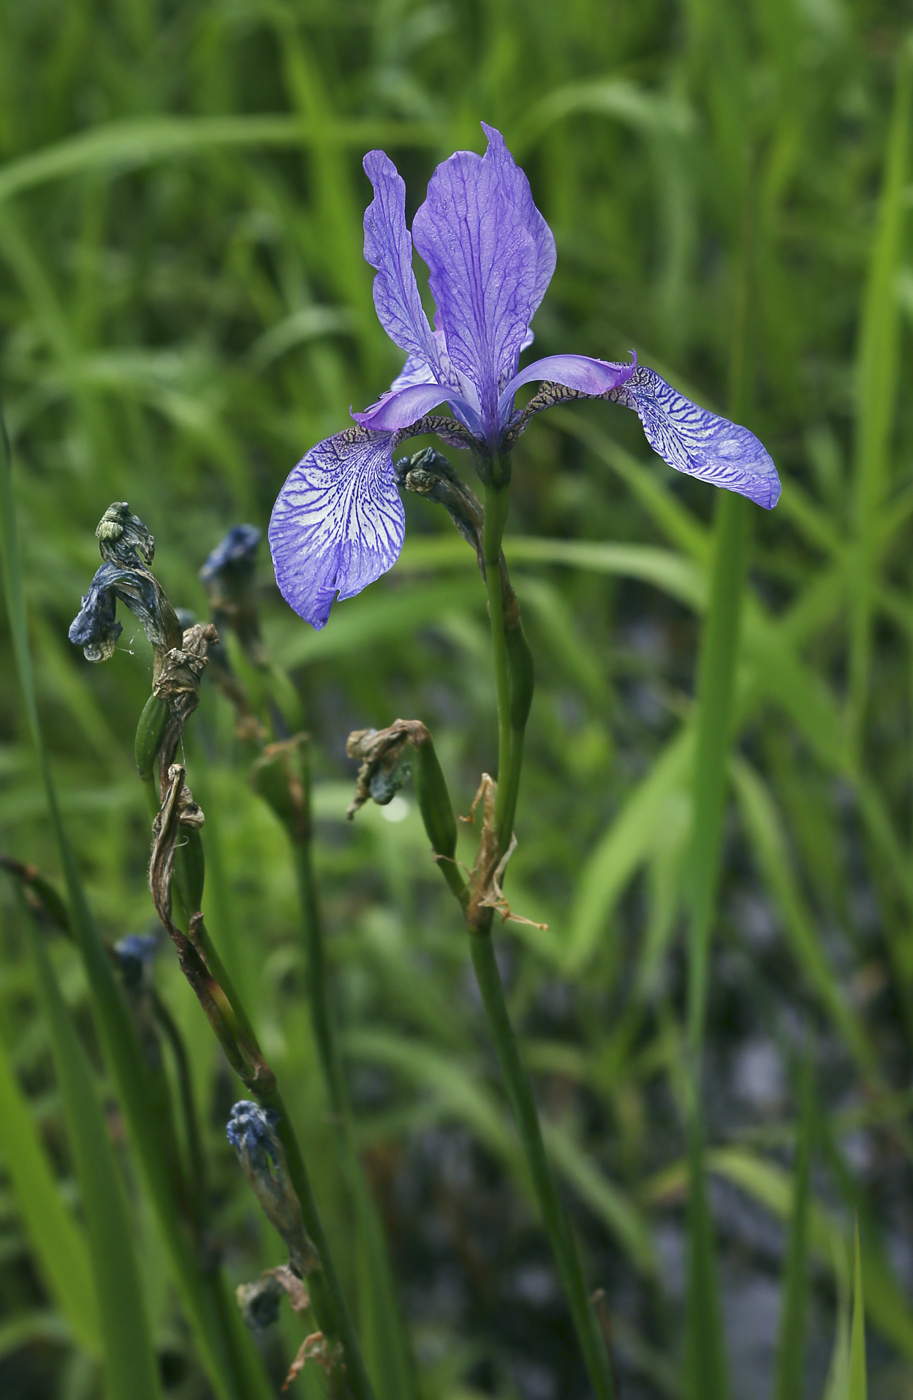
[0,0,912,1397]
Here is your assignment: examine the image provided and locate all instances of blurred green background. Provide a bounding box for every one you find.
[1,0,913,1397]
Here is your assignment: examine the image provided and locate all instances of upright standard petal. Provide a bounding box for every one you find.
[412,126,552,439]
[269,427,405,630]
[363,151,440,371]
[480,124,555,314]
[611,366,781,509]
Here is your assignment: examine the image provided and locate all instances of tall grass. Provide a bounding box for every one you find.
[0,1,911,1397]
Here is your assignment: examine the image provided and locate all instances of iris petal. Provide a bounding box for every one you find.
[612,367,781,509]
[353,382,480,435]
[412,125,553,441]
[498,353,636,426]
[390,353,437,392]
[268,427,405,630]
[363,151,440,371]
[480,124,555,314]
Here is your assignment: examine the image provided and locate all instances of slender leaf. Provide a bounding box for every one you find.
[0,116,443,203]
[773,1056,814,1400]
[0,1025,100,1356]
[849,1220,867,1400]
[26,918,161,1400]
[732,760,875,1073]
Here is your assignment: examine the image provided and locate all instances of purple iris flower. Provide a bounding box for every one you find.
[270,124,780,630]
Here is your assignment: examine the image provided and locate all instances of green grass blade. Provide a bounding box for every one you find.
[0,1024,100,1357]
[683,490,749,1400]
[684,1121,728,1400]
[732,760,875,1073]
[26,917,161,1400]
[0,115,443,203]
[773,1056,814,1400]
[346,1028,654,1273]
[848,38,913,757]
[648,1147,913,1360]
[568,728,694,971]
[823,1249,852,1400]
[849,1220,867,1400]
[351,1169,419,1400]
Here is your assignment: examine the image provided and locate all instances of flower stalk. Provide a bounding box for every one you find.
[68,503,376,1400]
[471,479,617,1400]
[206,526,418,1400]
[351,460,616,1398]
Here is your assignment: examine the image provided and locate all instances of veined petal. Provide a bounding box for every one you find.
[268,427,405,630]
[611,366,781,509]
[412,124,553,438]
[480,124,555,314]
[390,352,437,392]
[353,381,480,436]
[498,353,636,425]
[363,151,440,371]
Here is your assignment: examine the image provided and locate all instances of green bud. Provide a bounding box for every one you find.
[173,827,206,917]
[411,732,457,862]
[135,693,169,782]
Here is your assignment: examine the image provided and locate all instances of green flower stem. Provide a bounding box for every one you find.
[482,480,513,848]
[501,617,534,850]
[132,708,377,1400]
[294,841,347,1112]
[292,780,419,1400]
[260,1083,378,1400]
[469,478,616,1400]
[468,934,616,1400]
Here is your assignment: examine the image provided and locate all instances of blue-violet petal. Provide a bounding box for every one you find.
[353,381,480,436]
[498,353,636,424]
[269,427,405,630]
[363,150,440,371]
[612,367,781,509]
[412,125,552,440]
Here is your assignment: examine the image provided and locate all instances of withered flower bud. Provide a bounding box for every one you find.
[250,736,310,845]
[200,524,264,662]
[69,504,183,678]
[113,932,158,989]
[236,1265,309,1331]
[395,447,485,569]
[95,501,155,568]
[68,567,123,662]
[226,1101,317,1277]
[345,722,422,817]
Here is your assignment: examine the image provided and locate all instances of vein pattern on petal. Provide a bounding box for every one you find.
[268,427,405,630]
[611,367,781,509]
[363,150,440,370]
[412,126,552,441]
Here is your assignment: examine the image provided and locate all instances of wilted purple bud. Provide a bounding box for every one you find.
[226,1101,316,1276]
[200,525,264,662]
[200,524,261,585]
[68,567,123,662]
[226,1100,280,1166]
[95,501,156,568]
[114,933,158,988]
